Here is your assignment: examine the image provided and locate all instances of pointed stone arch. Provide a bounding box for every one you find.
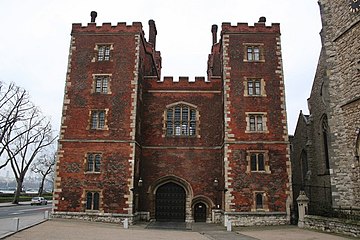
[192,195,215,222]
[148,175,194,222]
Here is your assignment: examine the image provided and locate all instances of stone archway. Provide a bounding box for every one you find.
[149,175,194,222]
[155,182,186,221]
[192,195,214,223]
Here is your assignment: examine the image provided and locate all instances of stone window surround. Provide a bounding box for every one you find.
[243,77,267,97]
[87,109,109,131]
[245,112,269,133]
[82,189,103,212]
[162,101,200,138]
[243,43,265,63]
[91,74,112,94]
[84,152,102,174]
[252,191,269,212]
[92,43,114,62]
[246,150,271,174]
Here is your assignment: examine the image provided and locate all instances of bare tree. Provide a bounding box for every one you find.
[0,82,32,169]
[4,105,57,204]
[31,147,56,196]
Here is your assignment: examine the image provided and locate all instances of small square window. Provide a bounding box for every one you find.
[243,44,264,62]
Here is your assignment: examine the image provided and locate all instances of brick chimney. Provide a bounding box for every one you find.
[211,24,218,45]
[90,11,97,23]
[148,19,157,49]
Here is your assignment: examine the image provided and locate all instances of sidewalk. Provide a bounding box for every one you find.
[1,219,356,240]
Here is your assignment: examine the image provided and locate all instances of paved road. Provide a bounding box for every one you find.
[2,219,356,240]
[0,202,50,239]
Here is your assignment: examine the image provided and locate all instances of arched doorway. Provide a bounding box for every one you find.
[194,202,207,222]
[155,182,186,222]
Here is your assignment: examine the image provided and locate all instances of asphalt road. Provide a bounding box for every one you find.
[0,204,51,219]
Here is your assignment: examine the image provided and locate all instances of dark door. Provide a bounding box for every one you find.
[194,202,207,222]
[156,182,185,222]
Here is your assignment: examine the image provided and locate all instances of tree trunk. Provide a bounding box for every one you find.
[12,178,24,204]
[38,176,46,196]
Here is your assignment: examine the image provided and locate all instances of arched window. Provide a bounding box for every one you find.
[321,115,330,170]
[86,191,100,210]
[300,150,308,183]
[255,193,263,209]
[166,103,197,137]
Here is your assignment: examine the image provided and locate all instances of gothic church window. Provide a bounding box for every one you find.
[165,103,197,137]
[86,191,100,210]
[321,115,330,170]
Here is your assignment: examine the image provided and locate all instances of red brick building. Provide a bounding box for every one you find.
[53,13,291,226]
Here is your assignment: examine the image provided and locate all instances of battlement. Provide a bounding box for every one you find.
[143,76,222,91]
[221,17,280,34]
[72,22,144,34]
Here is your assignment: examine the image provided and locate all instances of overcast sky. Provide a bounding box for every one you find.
[0,0,322,135]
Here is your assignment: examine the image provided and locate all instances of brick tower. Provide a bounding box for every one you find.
[53,13,291,226]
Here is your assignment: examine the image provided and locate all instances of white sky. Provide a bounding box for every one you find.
[0,0,322,135]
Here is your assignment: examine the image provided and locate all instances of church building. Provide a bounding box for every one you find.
[53,12,291,226]
[291,0,359,214]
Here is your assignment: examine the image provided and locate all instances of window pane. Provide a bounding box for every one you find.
[102,77,108,93]
[258,154,265,171]
[98,111,105,129]
[167,121,173,135]
[190,121,196,136]
[250,116,256,131]
[254,47,260,61]
[104,46,110,61]
[93,192,100,210]
[96,78,102,93]
[86,192,92,209]
[190,109,196,121]
[175,122,181,136]
[87,154,94,172]
[248,81,253,95]
[247,47,253,61]
[167,109,173,120]
[250,154,257,171]
[174,107,181,121]
[255,81,261,95]
[98,46,105,61]
[91,112,98,129]
[182,107,188,121]
[182,123,188,135]
[257,116,263,131]
[95,154,101,172]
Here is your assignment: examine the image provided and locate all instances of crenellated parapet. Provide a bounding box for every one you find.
[71,22,144,34]
[142,76,222,91]
[221,17,280,34]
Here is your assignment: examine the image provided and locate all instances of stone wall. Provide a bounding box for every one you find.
[304,215,360,238]
[225,212,288,226]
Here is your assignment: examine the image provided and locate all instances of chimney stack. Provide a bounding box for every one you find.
[148,19,157,49]
[211,24,218,45]
[90,11,97,23]
[258,16,266,23]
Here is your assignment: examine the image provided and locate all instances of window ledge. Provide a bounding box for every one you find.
[85,172,101,175]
